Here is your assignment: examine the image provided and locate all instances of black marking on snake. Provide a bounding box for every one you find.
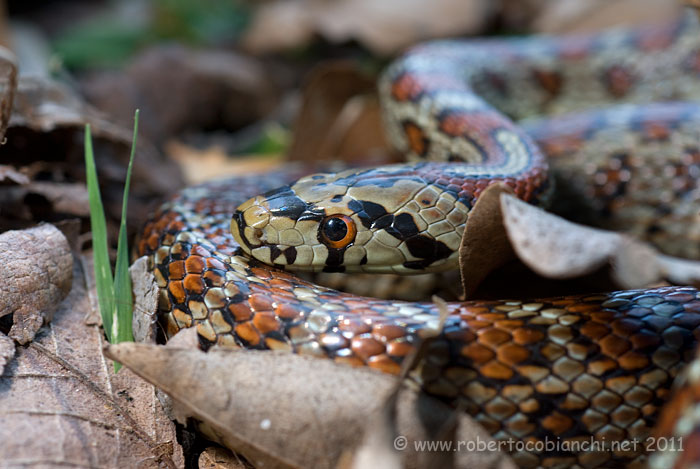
[264,187,325,222]
[348,199,452,268]
[263,185,295,198]
[403,236,452,269]
[221,308,238,327]
[269,245,283,263]
[323,247,346,273]
[348,199,389,228]
[352,176,425,188]
[228,292,245,304]
[331,194,343,202]
[283,246,297,264]
[232,211,253,250]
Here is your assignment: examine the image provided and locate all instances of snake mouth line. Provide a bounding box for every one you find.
[231,210,256,252]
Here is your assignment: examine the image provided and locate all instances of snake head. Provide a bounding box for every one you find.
[231,164,469,274]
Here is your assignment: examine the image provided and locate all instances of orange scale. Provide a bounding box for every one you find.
[461,342,494,364]
[611,318,643,337]
[387,341,415,357]
[477,328,512,347]
[567,303,601,313]
[339,319,372,335]
[168,260,185,280]
[248,283,271,294]
[249,293,274,312]
[551,299,576,307]
[479,361,514,380]
[169,220,185,231]
[206,257,226,270]
[599,335,631,358]
[368,354,401,375]
[185,256,206,274]
[270,292,297,303]
[235,321,261,346]
[168,280,186,304]
[250,267,273,279]
[629,330,661,349]
[579,321,610,340]
[271,270,299,282]
[253,311,281,334]
[192,245,211,257]
[147,233,159,251]
[475,312,505,322]
[445,328,476,343]
[464,319,491,330]
[494,319,524,331]
[512,327,544,345]
[203,270,225,287]
[269,278,293,290]
[590,310,616,323]
[154,216,169,231]
[372,324,407,342]
[351,336,385,361]
[334,355,366,368]
[357,314,388,324]
[275,303,303,320]
[228,302,253,322]
[390,74,421,102]
[183,274,206,295]
[460,306,490,317]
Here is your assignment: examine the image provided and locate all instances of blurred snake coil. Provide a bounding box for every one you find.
[139,10,700,469]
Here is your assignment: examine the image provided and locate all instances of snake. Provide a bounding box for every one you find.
[138,11,700,469]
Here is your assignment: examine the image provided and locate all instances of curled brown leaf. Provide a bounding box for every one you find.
[458,183,517,298]
[105,343,514,469]
[499,193,700,289]
[0,224,72,344]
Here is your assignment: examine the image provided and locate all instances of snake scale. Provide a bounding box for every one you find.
[139,11,700,469]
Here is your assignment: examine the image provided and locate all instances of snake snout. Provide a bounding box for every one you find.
[231,197,271,253]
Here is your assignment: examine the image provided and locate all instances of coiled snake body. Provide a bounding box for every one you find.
[139,12,700,468]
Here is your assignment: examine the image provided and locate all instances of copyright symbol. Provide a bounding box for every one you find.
[394,435,407,451]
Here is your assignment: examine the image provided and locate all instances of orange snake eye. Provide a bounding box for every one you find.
[319,215,356,249]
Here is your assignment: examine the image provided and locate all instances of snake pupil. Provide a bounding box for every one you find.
[323,217,348,242]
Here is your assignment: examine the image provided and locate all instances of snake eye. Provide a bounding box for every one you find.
[319,215,356,249]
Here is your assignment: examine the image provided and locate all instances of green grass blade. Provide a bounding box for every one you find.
[112,110,139,371]
[84,124,115,343]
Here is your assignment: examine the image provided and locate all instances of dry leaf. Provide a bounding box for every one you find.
[0,332,15,376]
[2,76,181,233]
[458,183,517,298]
[499,193,700,289]
[532,0,682,34]
[456,187,700,297]
[0,181,90,219]
[166,141,285,185]
[105,343,513,469]
[82,45,279,147]
[0,224,72,344]
[199,446,251,469]
[130,256,159,344]
[243,0,495,55]
[0,44,16,142]
[0,257,184,468]
[287,62,396,166]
